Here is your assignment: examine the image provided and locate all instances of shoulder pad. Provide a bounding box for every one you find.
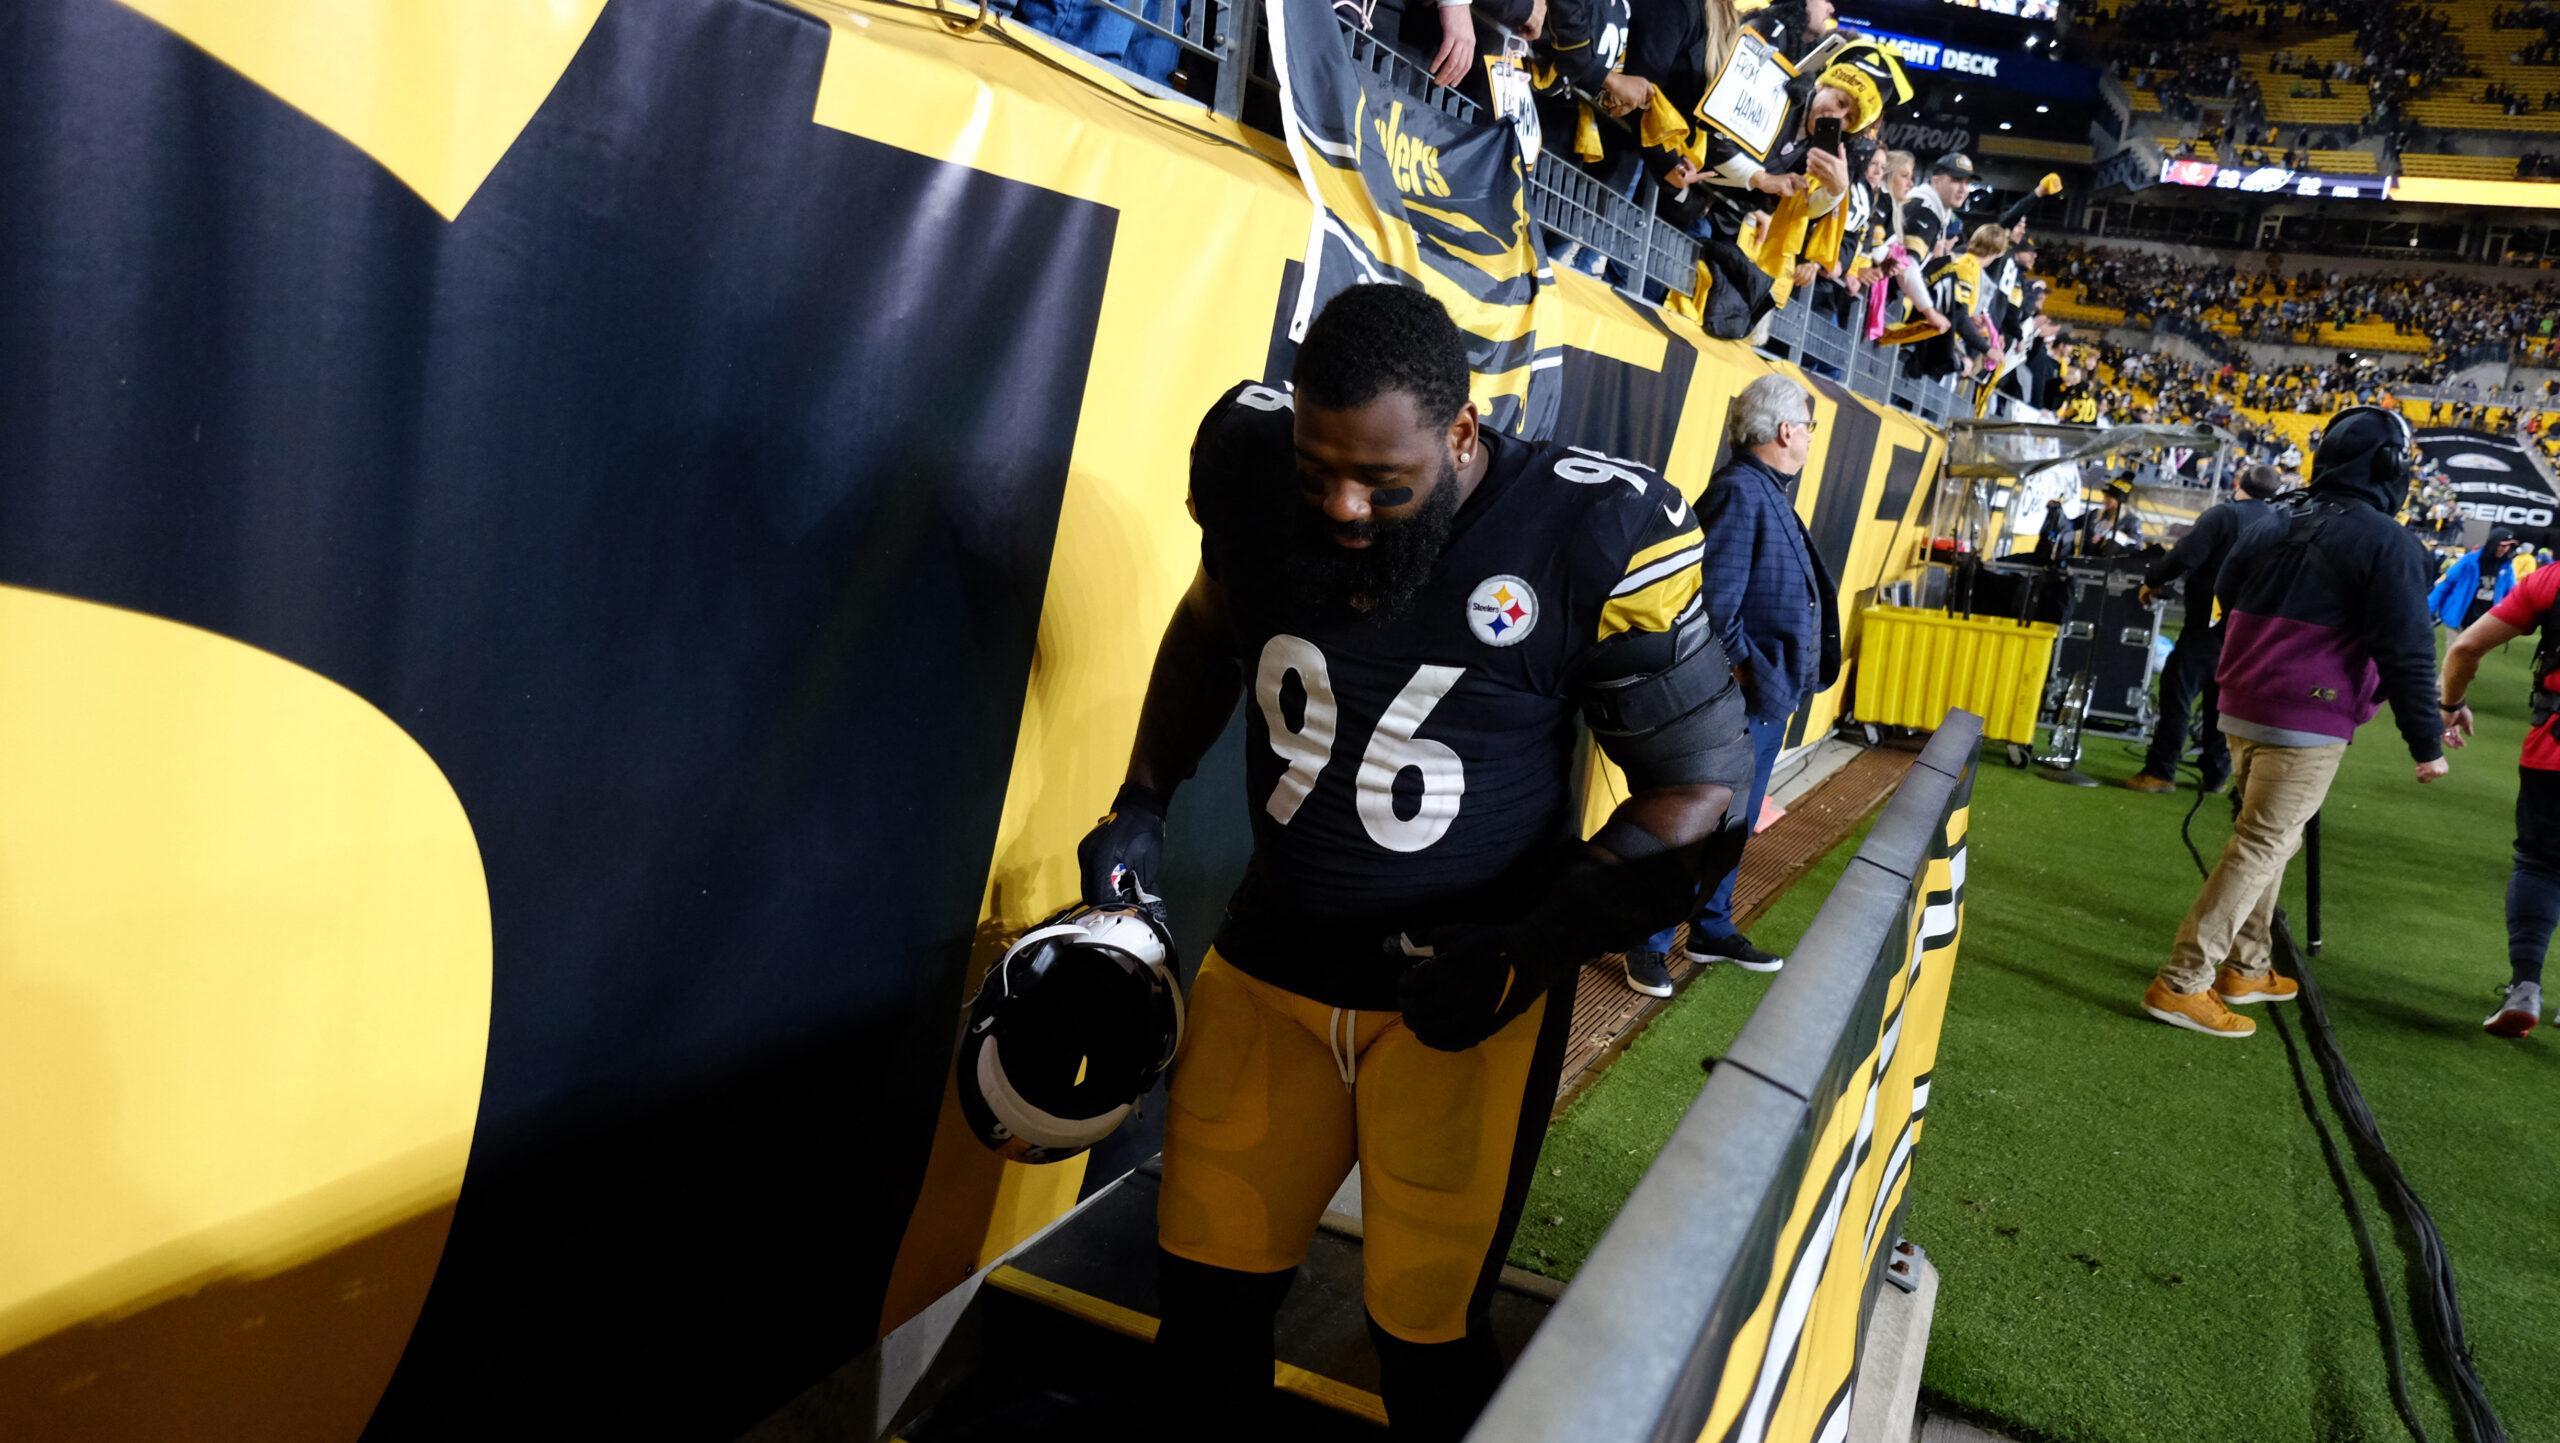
[1539,444,1684,512]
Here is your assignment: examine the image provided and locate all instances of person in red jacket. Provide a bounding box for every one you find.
[2438,563,2560,1036]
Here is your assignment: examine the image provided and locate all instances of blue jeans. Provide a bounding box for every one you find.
[1014,0,1188,82]
[1644,711,1790,954]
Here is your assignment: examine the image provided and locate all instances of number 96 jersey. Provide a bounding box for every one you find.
[1190,381,1713,1009]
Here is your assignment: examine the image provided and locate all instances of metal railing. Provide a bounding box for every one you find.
[1332,24,1705,302]
[2397,380,2555,410]
[1759,295,1971,424]
[1474,715,1984,1443]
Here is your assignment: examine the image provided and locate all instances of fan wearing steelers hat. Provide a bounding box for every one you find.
[1727,38,1915,305]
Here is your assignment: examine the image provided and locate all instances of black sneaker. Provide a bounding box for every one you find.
[1623,948,1674,997]
[1683,932,1785,973]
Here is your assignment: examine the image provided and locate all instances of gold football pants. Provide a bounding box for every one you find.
[1156,949,1567,1344]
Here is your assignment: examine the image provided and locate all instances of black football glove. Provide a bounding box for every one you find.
[1396,833,1707,1052]
[1077,783,1168,914]
[1394,924,1563,1052]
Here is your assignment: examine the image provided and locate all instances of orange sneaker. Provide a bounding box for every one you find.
[2144,978,2256,1038]
[2216,965,2299,1005]
[2120,773,2178,794]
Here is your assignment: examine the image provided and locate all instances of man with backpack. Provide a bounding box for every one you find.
[2143,409,2449,1040]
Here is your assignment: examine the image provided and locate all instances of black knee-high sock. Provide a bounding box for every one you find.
[2505,863,2560,986]
[1150,1251,1295,1442]
[1366,1313,1505,1443]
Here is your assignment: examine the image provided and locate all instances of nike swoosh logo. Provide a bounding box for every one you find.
[1664,497,1691,526]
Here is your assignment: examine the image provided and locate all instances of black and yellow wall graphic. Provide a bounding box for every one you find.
[0,0,1947,1436]
[1688,767,1969,1443]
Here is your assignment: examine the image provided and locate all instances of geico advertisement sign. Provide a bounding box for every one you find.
[2423,429,2557,529]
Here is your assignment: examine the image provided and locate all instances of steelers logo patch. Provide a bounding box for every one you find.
[1466,574,1538,647]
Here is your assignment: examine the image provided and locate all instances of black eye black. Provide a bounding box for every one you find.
[1370,486,1415,507]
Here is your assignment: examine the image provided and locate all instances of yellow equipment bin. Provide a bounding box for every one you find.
[1855,605,2056,750]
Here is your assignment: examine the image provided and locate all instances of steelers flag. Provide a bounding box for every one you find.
[1265,0,1561,437]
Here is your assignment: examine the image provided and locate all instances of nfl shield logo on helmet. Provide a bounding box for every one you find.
[1466,574,1538,647]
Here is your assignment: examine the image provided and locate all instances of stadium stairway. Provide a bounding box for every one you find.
[886,1162,1552,1441]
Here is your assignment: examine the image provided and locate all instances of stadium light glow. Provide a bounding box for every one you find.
[2388,176,2560,209]
[2036,104,2050,112]
[2000,121,2014,129]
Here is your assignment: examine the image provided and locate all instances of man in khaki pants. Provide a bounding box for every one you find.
[2146,409,2450,1038]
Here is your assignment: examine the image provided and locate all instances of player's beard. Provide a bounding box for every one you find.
[1286,453,1464,622]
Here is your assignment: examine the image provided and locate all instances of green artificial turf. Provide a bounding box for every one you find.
[1517,639,2560,1443]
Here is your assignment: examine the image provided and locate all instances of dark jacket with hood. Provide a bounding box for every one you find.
[2145,494,2280,625]
[2213,409,2443,760]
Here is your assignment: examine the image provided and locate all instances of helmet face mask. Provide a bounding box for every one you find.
[957,904,1183,1165]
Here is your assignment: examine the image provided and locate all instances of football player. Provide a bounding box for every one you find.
[1077,285,1755,1441]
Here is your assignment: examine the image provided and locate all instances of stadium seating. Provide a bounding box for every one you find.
[2095,0,2560,144]
[2245,32,2375,127]
[2402,0,2560,133]
[2044,274,2438,355]
[2041,283,2129,327]
[2400,151,2526,179]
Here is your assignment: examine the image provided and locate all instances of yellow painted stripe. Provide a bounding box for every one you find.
[1625,526,1703,575]
[1278,1363,1392,1426]
[988,1265,1158,1341]
[1473,357,1547,427]
[986,1267,1391,1425]
[1406,199,1542,285]
[1598,565,1702,642]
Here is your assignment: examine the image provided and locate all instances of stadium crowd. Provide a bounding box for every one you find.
[2065,340,2434,434]
[2082,0,2560,157]
[2045,241,2560,352]
[1001,0,2560,433]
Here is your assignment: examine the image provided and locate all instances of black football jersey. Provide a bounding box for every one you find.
[1188,381,1709,1008]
